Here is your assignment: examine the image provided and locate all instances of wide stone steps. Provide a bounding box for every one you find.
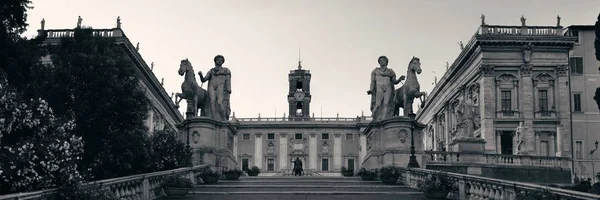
[161,176,428,200]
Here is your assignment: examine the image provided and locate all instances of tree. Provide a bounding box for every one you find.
[0,75,83,194]
[29,28,153,180]
[151,129,192,171]
[595,13,600,61]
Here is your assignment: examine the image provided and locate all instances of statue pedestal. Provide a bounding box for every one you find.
[449,137,486,153]
[177,117,237,169]
[185,99,195,119]
[362,116,426,169]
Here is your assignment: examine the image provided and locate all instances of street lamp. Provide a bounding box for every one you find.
[407,113,420,168]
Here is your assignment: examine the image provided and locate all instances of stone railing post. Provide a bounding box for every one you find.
[142,177,150,200]
[458,179,468,199]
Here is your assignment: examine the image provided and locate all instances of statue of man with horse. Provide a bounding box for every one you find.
[174,55,232,121]
[367,56,427,121]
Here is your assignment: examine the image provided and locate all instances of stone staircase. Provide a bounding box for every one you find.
[162,176,428,200]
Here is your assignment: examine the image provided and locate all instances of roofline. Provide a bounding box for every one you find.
[565,25,596,31]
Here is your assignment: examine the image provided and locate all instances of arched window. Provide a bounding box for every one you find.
[296,81,303,92]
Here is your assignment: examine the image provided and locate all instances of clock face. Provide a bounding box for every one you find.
[294,92,305,101]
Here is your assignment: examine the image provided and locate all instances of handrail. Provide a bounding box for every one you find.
[0,164,208,200]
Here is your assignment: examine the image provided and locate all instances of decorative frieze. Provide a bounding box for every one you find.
[479,65,495,77]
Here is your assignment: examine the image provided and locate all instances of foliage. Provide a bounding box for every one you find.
[224,168,244,176]
[151,129,192,171]
[417,172,458,193]
[379,166,402,179]
[0,76,84,194]
[162,175,192,188]
[514,188,559,200]
[356,168,378,177]
[27,28,153,180]
[57,181,118,200]
[247,166,261,174]
[196,166,221,178]
[341,166,353,172]
[0,0,32,37]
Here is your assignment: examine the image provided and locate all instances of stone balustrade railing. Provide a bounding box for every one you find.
[234,116,372,123]
[40,29,124,38]
[424,151,572,169]
[478,25,563,36]
[402,168,600,200]
[0,164,208,200]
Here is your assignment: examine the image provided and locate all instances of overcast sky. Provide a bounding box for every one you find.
[23,0,599,118]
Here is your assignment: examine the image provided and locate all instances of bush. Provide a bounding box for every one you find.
[0,77,84,194]
[57,181,118,200]
[246,166,260,176]
[417,171,457,193]
[224,168,244,176]
[196,166,221,178]
[356,168,378,177]
[162,175,193,188]
[514,188,558,200]
[379,166,401,179]
[150,129,192,171]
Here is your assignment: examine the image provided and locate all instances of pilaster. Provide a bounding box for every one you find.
[479,64,496,153]
[359,133,367,167]
[556,65,571,157]
[520,64,535,155]
[254,132,263,169]
[279,132,288,170]
[309,133,318,170]
[333,133,342,170]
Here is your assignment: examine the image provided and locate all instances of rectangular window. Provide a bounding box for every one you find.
[346,133,354,140]
[322,133,329,140]
[575,141,583,159]
[322,159,329,171]
[501,91,512,111]
[570,57,583,74]
[569,30,580,43]
[267,159,274,171]
[267,133,275,140]
[574,93,582,112]
[347,159,355,171]
[243,134,250,140]
[242,159,249,171]
[295,133,303,140]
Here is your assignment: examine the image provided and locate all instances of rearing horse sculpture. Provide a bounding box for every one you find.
[394,57,427,116]
[175,59,208,117]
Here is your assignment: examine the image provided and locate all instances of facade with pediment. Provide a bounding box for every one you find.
[417,22,577,159]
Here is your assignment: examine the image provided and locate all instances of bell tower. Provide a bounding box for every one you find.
[288,60,311,121]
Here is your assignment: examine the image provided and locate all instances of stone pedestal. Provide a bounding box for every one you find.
[177,117,237,169]
[449,137,486,153]
[361,116,426,169]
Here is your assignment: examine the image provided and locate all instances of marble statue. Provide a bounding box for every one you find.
[198,55,232,121]
[77,16,82,28]
[556,15,561,27]
[455,95,476,139]
[136,42,139,51]
[481,14,486,25]
[116,16,121,28]
[151,62,154,71]
[175,59,208,117]
[41,18,45,30]
[322,141,329,154]
[515,122,526,155]
[458,41,464,50]
[367,56,404,121]
[446,62,449,70]
[520,15,527,26]
[161,78,164,86]
[393,57,427,116]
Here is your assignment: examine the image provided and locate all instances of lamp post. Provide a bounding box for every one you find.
[407,113,420,168]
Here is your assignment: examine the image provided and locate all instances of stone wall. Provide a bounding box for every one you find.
[427,164,571,184]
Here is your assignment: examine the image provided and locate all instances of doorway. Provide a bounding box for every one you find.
[500,131,514,155]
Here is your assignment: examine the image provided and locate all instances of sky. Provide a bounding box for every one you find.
[23,0,600,118]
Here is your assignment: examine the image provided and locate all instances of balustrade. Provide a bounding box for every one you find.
[235,116,372,123]
[402,168,600,200]
[0,164,207,200]
[41,29,123,39]
[424,151,571,169]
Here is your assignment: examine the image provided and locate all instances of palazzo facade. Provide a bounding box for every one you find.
[417,21,577,157]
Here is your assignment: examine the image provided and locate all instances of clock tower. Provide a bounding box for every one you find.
[288,60,311,121]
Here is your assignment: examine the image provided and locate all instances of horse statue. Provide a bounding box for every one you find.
[174,59,208,117]
[394,56,427,116]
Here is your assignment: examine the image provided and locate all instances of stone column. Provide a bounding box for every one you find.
[479,65,496,153]
[520,64,536,155]
[556,65,571,157]
[254,133,263,169]
[233,134,238,161]
[549,132,556,155]
[333,133,342,170]
[359,133,367,167]
[279,133,288,171]
[309,133,318,170]
[535,132,540,155]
